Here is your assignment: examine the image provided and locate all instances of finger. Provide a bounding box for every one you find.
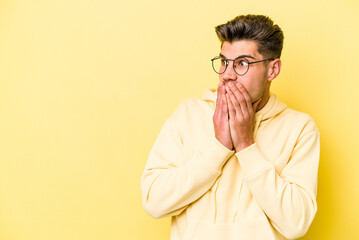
[222,92,229,119]
[233,82,254,121]
[235,82,252,113]
[231,82,250,114]
[228,82,249,115]
[237,82,252,110]
[225,93,235,121]
[226,84,245,118]
[215,83,222,115]
[221,83,230,118]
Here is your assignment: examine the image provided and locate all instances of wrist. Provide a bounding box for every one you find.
[234,140,254,152]
[215,135,233,151]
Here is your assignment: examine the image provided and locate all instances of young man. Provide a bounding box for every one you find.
[141,15,319,240]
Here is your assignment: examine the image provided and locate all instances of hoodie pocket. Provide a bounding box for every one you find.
[184,217,277,240]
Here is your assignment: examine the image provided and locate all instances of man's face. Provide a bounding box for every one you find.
[219,40,271,103]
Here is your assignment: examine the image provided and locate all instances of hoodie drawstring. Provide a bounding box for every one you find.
[253,114,263,140]
[232,179,243,222]
[213,178,221,223]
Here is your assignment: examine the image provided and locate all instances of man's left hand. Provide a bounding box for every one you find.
[225,81,261,152]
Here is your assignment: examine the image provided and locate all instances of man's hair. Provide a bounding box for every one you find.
[215,14,284,59]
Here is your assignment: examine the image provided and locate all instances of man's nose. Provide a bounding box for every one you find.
[222,61,237,82]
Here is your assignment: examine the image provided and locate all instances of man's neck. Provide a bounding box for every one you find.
[255,91,270,112]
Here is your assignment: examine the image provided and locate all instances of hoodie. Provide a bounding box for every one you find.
[141,89,320,240]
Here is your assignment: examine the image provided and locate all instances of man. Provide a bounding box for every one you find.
[141,14,319,240]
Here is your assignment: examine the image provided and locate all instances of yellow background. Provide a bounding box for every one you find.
[0,0,358,239]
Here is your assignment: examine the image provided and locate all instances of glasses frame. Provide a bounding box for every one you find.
[211,56,275,76]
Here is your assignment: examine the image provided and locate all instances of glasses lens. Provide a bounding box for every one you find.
[212,57,226,74]
[233,58,249,75]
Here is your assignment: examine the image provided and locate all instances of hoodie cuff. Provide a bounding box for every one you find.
[235,143,272,179]
[198,137,235,174]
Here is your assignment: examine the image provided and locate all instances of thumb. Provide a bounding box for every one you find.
[252,98,261,112]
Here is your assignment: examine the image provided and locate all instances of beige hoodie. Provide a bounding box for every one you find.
[141,89,320,240]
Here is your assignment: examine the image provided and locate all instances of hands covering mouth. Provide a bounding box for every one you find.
[213,81,261,152]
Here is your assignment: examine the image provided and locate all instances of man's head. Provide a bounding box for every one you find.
[213,14,284,107]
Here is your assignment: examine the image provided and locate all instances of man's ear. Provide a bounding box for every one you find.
[267,59,282,81]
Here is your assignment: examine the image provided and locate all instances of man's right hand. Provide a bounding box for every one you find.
[213,82,234,150]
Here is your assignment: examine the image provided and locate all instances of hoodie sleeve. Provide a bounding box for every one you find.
[235,120,320,239]
[141,101,234,219]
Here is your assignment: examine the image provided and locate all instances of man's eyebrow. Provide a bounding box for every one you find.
[219,53,256,60]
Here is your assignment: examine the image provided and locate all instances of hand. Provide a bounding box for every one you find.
[225,82,261,152]
[213,82,233,150]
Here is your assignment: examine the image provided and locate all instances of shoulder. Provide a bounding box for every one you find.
[170,97,211,119]
[177,97,210,109]
[166,97,213,132]
[280,107,319,133]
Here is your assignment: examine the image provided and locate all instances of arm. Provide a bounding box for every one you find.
[236,128,319,239]
[141,101,234,219]
[225,82,319,238]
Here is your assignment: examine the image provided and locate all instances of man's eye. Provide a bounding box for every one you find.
[239,60,248,67]
[220,59,228,65]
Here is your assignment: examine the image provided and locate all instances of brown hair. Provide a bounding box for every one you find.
[215,14,284,58]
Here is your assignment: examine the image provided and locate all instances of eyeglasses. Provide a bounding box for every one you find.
[211,56,274,76]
